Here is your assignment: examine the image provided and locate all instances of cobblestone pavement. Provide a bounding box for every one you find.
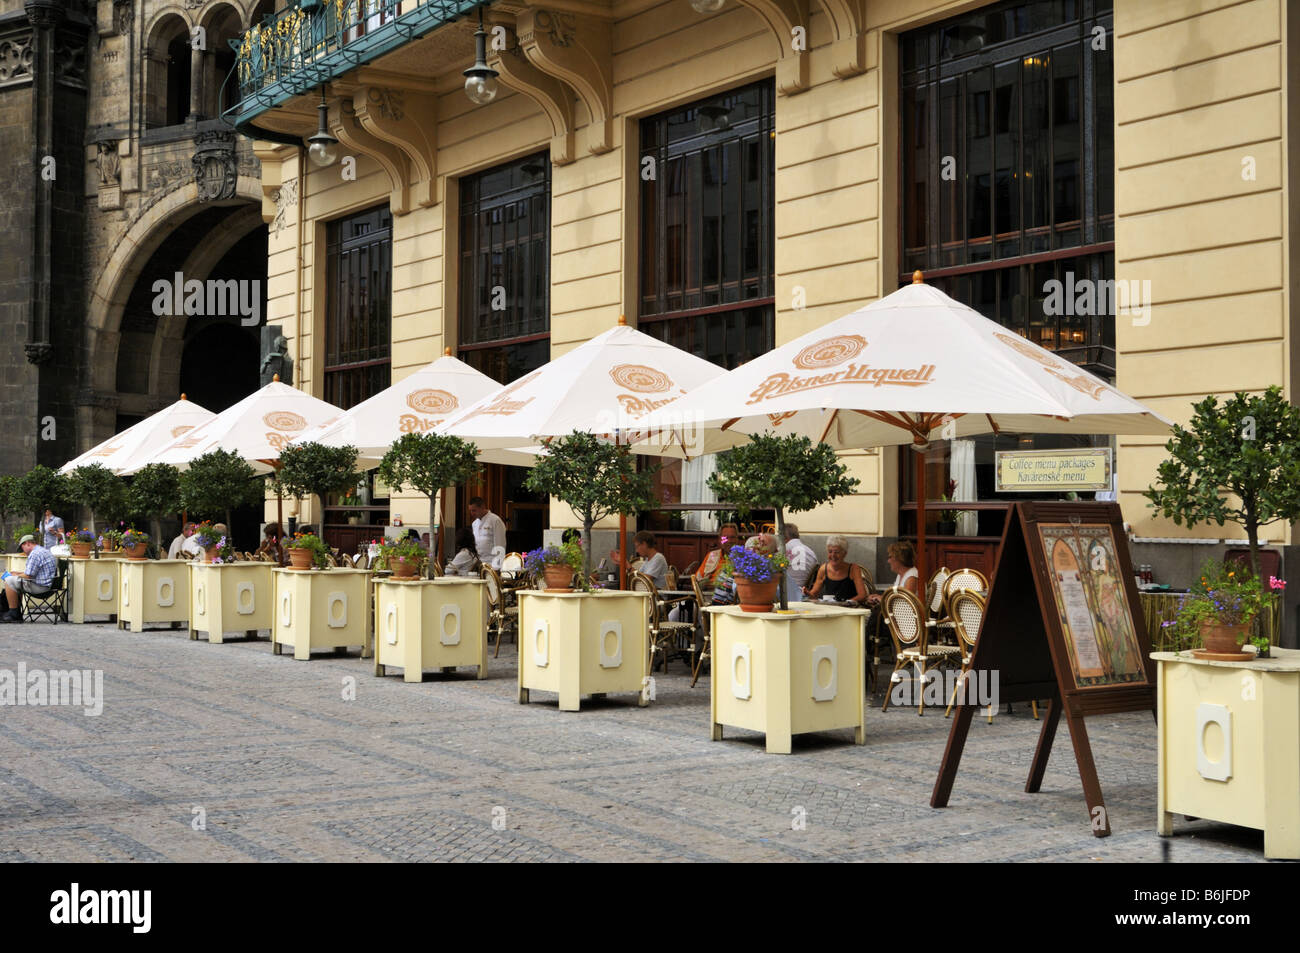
[0,620,1265,862]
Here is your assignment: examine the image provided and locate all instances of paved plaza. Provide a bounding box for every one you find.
[0,620,1266,863]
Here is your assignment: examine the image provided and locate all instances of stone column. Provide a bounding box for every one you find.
[188,45,205,121]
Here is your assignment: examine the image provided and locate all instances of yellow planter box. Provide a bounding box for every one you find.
[67,557,119,623]
[1155,648,1300,860]
[188,562,274,644]
[706,604,867,755]
[116,559,190,632]
[7,554,27,573]
[272,568,372,660]
[517,590,650,712]
[373,578,489,682]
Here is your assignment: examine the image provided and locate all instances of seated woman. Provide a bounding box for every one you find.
[864,540,920,606]
[609,531,667,589]
[255,522,283,563]
[444,527,481,577]
[803,534,869,606]
[694,523,741,586]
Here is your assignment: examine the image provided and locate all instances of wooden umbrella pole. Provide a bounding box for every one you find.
[619,512,627,591]
[915,444,928,594]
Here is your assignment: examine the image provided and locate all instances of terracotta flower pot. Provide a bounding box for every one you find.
[735,576,778,613]
[1200,622,1249,655]
[70,543,93,559]
[543,565,574,590]
[287,548,315,571]
[391,557,418,579]
[203,546,220,564]
[124,543,148,560]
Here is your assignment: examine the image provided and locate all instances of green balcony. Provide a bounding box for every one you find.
[225,0,483,129]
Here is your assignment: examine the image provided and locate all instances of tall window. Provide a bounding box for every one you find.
[901,0,1114,377]
[639,80,776,368]
[898,0,1116,531]
[458,152,550,383]
[324,205,392,409]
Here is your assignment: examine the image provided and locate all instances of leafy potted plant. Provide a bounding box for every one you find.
[524,540,584,591]
[1161,559,1283,658]
[284,532,329,570]
[192,522,224,562]
[277,441,362,534]
[523,431,656,581]
[374,536,427,579]
[11,524,38,552]
[1146,386,1300,580]
[99,527,124,552]
[377,434,480,577]
[707,433,860,611]
[179,450,263,541]
[14,465,68,529]
[937,479,959,535]
[121,527,150,560]
[67,528,96,559]
[65,464,128,535]
[126,463,182,551]
[723,544,790,612]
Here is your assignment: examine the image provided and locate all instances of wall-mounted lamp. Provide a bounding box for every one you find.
[306,88,339,167]
[463,7,499,105]
[690,0,725,13]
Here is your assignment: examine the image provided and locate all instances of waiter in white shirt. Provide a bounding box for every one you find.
[467,496,507,569]
[783,524,818,603]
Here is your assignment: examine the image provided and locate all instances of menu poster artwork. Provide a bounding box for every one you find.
[1039,522,1146,689]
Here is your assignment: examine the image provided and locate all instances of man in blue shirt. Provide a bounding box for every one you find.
[2,534,56,623]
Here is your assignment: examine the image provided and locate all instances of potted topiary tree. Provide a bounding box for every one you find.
[126,463,182,551]
[179,450,263,541]
[523,431,656,582]
[14,465,68,531]
[707,433,860,611]
[1145,386,1300,581]
[377,433,481,578]
[276,441,362,544]
[65,463,129,535]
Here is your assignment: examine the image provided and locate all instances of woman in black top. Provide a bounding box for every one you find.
[804,535,868,605]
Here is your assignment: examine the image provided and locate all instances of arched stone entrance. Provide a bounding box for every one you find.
[81,179,267,451]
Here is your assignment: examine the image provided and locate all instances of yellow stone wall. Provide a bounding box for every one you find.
[1114,0,1293,544]
[257,0,1295,545]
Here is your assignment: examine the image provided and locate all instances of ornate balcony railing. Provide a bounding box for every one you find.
[227,0,482,124]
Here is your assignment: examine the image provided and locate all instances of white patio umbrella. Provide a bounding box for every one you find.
[636,273,1173,586]
[440,317,728,585]
[59,395,215,475]
[291,348,537,468]
[127,377,345,548]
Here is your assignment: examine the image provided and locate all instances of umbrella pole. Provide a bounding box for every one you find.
[277,488,284,567]
[915,446,927,595]
[619,513,627,590]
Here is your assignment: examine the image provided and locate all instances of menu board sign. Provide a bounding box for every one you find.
[996,448,1112,492]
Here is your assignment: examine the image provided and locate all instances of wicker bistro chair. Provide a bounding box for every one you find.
[945,589,992,720]
[633,571,696,674]
[942,567,987,607]
[500,552,525,578]
[22,558,69,623]
[481,565,518,657]
[881,587,961,715]
[689,574,712,687]
[665,566,678,590]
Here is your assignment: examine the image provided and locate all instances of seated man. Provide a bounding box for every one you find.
[168,522,197,559]
[2,534,56,623]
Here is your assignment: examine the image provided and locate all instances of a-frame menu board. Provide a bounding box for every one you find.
[930,501,1157,836]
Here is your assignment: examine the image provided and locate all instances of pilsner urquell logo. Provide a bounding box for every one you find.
[747,334,935,404]
[399,389,458,432]
[609,364,679,418]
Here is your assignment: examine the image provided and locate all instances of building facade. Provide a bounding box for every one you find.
[229,0,1292,635]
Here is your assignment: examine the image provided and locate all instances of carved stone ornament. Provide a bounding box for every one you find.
[192,130,238,203]
[534,9,576,47]
[366,86,404,122]
[55,39,87,86]
[112,0,133,35]
[23,0,66,29]
[96,140,121,186]
[24,342,53,365]
[0,32,34,86]
[271,177,297,235]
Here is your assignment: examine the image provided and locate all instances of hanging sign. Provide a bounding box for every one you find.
[995,447,1112,492]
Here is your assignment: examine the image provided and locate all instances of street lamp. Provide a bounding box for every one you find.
[306,88,339,167]
[463,6,499,105]
[690,0,725,13]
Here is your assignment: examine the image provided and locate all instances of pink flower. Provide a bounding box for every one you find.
[1269,576,1287,591]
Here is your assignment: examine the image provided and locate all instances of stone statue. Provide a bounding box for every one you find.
[260,330,293,387]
